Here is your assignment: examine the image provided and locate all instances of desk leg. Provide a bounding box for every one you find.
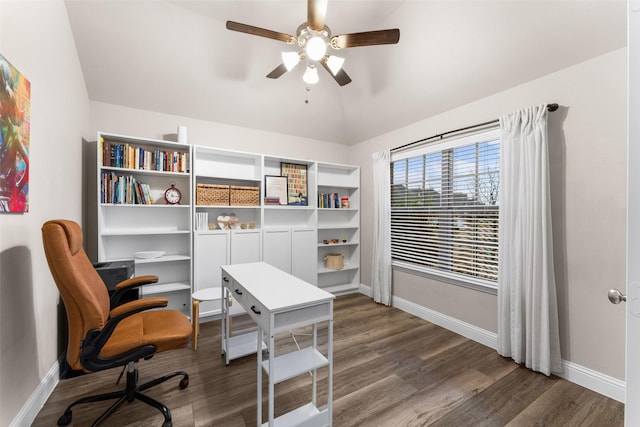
[328,317,333,426]
[222,288,229,364]
[312,323,318,406]
[257,326,262,426]
[268,331,275,426]
[228,296,234,334]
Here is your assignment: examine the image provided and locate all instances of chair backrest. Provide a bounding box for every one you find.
[42,219,111,371]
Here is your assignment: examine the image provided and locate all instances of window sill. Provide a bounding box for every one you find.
[392,261,498,296]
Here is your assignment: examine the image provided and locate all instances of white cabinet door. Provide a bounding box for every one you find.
[194,232,229,316]
[195,232,229,290]
[292,228,317,285]
[231,230,262,264]
[263,228,292,273]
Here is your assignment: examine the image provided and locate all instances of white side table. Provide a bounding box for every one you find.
[191,287,222,350]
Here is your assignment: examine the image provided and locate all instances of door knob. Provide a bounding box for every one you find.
[608,289,627,304]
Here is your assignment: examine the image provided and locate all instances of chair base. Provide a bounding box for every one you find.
[57,362,189,427]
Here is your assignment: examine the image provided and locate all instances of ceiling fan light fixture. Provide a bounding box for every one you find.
[305,36,327,61]
[226,1,400,87]
[325,55,345,75]
[282,51,301,71]
[303,64,319,84]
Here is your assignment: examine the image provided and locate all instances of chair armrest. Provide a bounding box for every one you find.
[114,275,159,291]
[109,297,168,319]
[80,296,168,371]
[110,275,158,308]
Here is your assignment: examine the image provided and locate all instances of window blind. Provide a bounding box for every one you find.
[390,128,500,286]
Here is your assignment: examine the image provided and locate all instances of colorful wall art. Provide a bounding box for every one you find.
[0,54,30,213]
[280,162,308,205]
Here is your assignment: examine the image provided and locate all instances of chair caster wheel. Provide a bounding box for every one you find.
[179,376,189,389]
[57,410,72,426]
[162,421,172,427]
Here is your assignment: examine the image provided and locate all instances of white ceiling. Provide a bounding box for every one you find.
[64,0,627,145]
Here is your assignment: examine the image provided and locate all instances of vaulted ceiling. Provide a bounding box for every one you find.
[64,0,627,145]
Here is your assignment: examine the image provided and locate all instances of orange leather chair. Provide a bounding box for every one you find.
[42,219,192,427]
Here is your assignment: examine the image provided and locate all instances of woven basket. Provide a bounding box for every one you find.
[230,185,260,206]
[196,184,229,206]
[324,253,344,270]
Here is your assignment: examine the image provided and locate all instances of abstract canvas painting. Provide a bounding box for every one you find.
[0,54,30,212]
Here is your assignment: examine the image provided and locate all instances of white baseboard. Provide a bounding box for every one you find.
[391,293,498,349]
[359,288,626,403]
[358,283,372,297]
[560,360,625,403]
[10,358,61,427]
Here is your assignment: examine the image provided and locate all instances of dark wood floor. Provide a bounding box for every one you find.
[33,293,624,426]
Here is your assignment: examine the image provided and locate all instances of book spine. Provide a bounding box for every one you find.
[100,172,105,203]
[144,183,153,204]
[101,139,110,167]
[124,144,129,169]
[109,144,115,167]
[114,144,120,168]
[133,178,141,204]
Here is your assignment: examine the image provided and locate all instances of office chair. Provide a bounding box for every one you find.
[42,219,192,427]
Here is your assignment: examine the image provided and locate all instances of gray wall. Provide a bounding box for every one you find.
[350,48,627,380]
[0,1,90,424]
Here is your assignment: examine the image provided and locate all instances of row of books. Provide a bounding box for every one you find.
[101,172,154,205]
[195,212,209,230]
[101,139,189,173]
[318,193,341,208]
[264,197,282,205]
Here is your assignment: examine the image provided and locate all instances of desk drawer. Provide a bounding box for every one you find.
[274,302,332,332]
[231,281,249,308]
[244,292,269,332]
[221,274,234,291]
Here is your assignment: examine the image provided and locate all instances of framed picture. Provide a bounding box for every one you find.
[0,54,31,213]
[264,175,288,205]
[280,162,308,205]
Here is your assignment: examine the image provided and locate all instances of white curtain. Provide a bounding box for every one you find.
[371,150,392,305]
[497,105,562,376]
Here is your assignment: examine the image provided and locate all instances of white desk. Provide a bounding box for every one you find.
[221,262,335,427]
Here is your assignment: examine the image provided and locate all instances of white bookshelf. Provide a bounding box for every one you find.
[97,140,361,320]
[192,146,263,318]
[96,132,193,316]
[316,162,361,294]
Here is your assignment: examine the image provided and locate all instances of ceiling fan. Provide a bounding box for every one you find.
[226,0,400,86]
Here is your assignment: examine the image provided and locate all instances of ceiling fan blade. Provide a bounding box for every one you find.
[320,60,352,86]
[332,29,400,49]
[226,21,295,43]
[307,0,328,31]
[266,64,288,79]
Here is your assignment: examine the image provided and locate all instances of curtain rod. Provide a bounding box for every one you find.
[391,103,559,153]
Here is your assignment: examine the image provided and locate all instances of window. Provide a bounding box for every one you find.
[390,128,500,289]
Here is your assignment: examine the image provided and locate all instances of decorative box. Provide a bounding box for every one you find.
[324,253,344,270]
[197,184,229,206]
[230,185,260,206]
